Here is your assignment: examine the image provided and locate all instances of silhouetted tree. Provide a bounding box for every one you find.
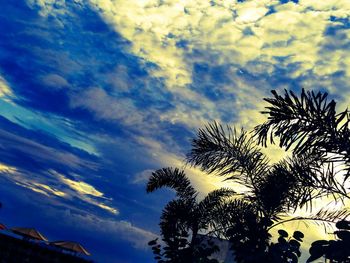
[148,89,350,263]
[253,89,350,262]
[146,167,234,262]
[186,122,349,263]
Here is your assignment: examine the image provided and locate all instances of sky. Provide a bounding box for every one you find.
[0,0,350,262]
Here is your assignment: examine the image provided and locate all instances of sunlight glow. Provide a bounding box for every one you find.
[0,76,13,100]
[0,163,17,174]
[33,183,66,197]
[60,177,103,197]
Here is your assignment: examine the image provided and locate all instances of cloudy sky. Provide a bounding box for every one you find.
[1,0,350,262]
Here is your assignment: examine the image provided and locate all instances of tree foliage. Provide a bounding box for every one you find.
[186,122,325,262]
[307,220,350,263]
[268,230,304,263]
[254,89,350,182]
[146,167,234,262]
[147,89,350,263]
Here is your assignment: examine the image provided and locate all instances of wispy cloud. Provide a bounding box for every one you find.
[0,128,97,171]
[70,87,144,126]
[0,163,17,174]
[0,164,118,215]
[0,76,14,99]
[79,216,157,249]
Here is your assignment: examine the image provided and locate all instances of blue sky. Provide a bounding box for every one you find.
[1,0,350,262]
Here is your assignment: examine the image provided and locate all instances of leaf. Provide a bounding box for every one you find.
[335,230,350,241]
[278,229,288,237]
[198,188,236,219]
[311,240,328,246]
[278,237,287,244]
[260,217,273,227]
[293,231,304,241]
[289,239,301,248]
[307,244,326,262]
[186,122,269,181]
[336,220,350,230]
[146,167,197,200]
[286,252,298,263]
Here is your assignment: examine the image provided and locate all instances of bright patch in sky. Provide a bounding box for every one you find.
[0,163,16,174]
[1,0,350,261]
[0,76,13,98]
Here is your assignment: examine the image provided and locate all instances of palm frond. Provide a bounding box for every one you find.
[288,153,349,207]
[269,208,350,231]
[252,161,301,216]
[160,199,194,241]
[146,167,197,200]
[313,208,350,222]
[187,122,269,185]
[254,89,343,155]
[197,188,236,226]
[206,199,259,238]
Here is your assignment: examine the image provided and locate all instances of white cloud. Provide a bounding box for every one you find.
[132,169,153,184]
[85,0,350,129]
[59,176,103,197]
[27,0,350,134]
[33,182,66,197]
[104,64,134,92]
[26,0,80,17]
[0,163,118,215]
[28,0,350,204]
[66,212,158,249]
[0,163,17,174]
[70,87,144,126]
[41,74,69,89]
[53,170,119,214]
[0,129,97,171]
[236,6,268,24]
[0,76,14,100]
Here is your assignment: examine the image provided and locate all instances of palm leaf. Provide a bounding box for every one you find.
[254,89,341,155]
[206,199,258,237]
[254,89,350,175]
[251,161,302,216]
[186,122,269,186]
[269,208,350,231]
[160,199,194,241]
[197,188,236,227]
[146,167,197,200]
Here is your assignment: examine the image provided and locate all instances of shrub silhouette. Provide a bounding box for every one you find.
[307,220,350,263]
[268,230,304,263]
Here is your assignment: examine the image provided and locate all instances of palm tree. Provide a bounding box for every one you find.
[186,122,350,263]
[146,167,235,263]
[148,89,350,263]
